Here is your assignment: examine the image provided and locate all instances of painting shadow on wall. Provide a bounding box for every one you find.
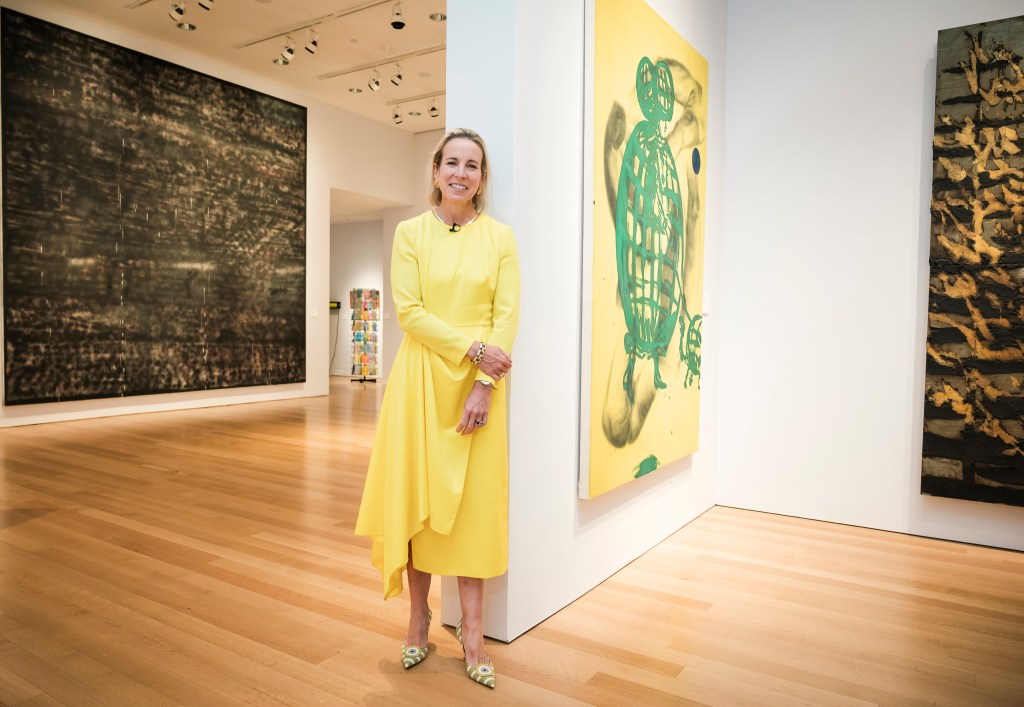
[575,455,694,534]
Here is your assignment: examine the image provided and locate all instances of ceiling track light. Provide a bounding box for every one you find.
[305,29,319,54]
[368,69,381,91]
[274,37,295,65]
[169,2,195,31]
[390,64,403,86]
[280,37,296,62]
[197,0,214,10]
[390,2,405,30]
[392,105,403,125]
[428,99,439,118]
[168,1,185,21]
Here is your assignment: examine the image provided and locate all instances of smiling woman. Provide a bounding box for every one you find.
[430,130,487,217]
[355,128,520,690]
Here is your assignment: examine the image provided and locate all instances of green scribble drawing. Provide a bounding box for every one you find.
[616,56,693,403]
[633,454,660,478]
[681,306,702,389]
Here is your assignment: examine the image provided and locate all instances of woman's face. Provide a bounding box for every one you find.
[433,137,484,208]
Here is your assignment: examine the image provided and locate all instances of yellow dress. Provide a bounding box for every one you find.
[354,211,520,599]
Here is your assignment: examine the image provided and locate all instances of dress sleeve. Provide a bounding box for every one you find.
[392,220,477,364]
[475,225,521,386]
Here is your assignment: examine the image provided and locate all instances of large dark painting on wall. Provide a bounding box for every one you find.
[1,9,306,405]
[924,14,1024,507]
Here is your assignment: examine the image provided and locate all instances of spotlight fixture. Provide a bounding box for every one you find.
[392,106,403,125]
[168,1,185,21]
[168,2,196,31]
[390,2,405,29]
[197,0,214,9]
[305,29,319,54]
[368,70,381,91]
[280,37,296,62]
[428,99,439,118]
[429,12,446,21]
[390,64,403,86]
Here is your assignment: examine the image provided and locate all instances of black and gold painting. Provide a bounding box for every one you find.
[924,14,1024,507]
[1,9,306,405]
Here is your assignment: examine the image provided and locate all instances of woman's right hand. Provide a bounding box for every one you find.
[468,341,512,381]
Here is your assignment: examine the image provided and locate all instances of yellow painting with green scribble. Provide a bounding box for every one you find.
[923,14,1024,507]
[586,0,707,499]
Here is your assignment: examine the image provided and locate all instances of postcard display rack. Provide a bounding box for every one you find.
[350,288,379,382]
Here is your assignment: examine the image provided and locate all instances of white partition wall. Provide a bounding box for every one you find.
[445,0,725,641]
[438,0,518,635]
[718,0,1024,551]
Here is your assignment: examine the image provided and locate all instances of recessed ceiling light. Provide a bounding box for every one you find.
[409,110,421,116]
[177,21,197,31]
[429,12,446,21]
[349,87,362,93]
[418,72,431,78]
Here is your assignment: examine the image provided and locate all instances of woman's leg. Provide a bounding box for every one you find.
[406,543,432,646]
[457,576,490,665]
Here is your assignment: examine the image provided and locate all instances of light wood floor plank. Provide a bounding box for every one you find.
[1,378,1022,705]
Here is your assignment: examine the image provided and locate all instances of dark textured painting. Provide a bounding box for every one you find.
[2,9,306,405]
[924,15,1024,507]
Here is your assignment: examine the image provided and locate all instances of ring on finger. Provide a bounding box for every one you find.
[475,419,484,426]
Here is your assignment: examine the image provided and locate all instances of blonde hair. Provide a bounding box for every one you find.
[428,128,489,212]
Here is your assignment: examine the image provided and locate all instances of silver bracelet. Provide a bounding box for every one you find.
[472,342,486,365]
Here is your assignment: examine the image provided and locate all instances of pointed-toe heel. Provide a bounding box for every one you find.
[401,608,432,669]
[401,644,428,669]
[466,661,496,689]
[456,619,496,689]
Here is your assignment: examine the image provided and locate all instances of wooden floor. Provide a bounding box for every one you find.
[1,379,1022,706]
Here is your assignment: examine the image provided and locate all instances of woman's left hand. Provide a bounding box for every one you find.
[457,381,493,435]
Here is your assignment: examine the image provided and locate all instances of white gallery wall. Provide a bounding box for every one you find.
[329,222,385,377]
[0,0,422,427]
[444,0,726,640]
[719,0,1024,551]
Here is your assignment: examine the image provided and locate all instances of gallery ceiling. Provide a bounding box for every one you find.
[29,0,448,135]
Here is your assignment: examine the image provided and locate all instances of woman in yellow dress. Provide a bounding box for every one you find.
[355,128,520,689]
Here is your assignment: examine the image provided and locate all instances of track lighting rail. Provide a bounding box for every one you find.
[317,43,445,80]
[233,0,393,49]
[384,89,444,106]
